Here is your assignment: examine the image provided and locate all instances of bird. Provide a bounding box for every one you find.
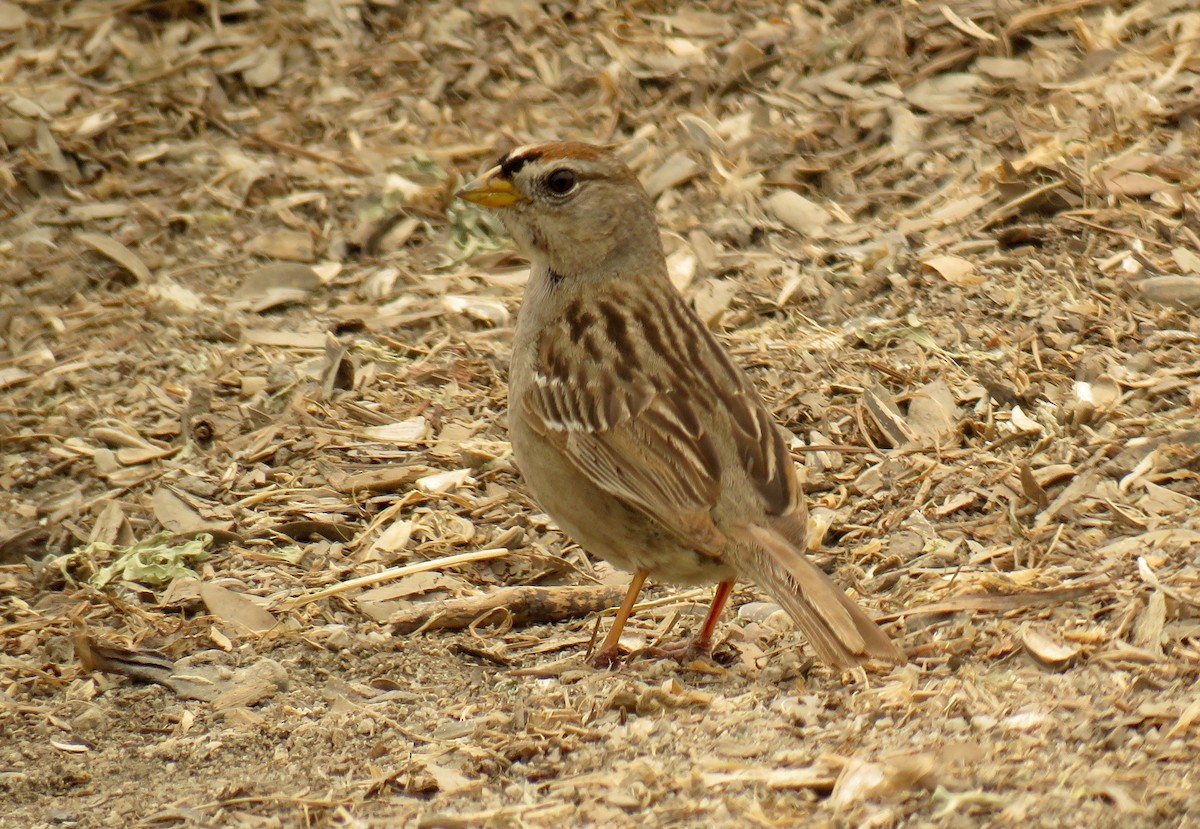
[456,141,903,671]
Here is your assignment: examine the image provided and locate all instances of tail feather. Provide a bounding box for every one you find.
[741,524,904,669]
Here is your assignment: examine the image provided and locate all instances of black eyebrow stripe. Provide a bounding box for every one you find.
[499,149,543,178]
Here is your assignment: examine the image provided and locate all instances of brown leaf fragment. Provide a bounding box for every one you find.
[642,150,701,198]
[940,5,998,41]
[0,0,30,29]
[230,262,321,311]
[922,255,982,285]
[0,367,34,391]
[199,583,278,633]
[974,56,1033,81]
[416,757,481,794]
[905,73,983,115]
[1035,471,1099,527]
[1131,590,1167,657]
[242,329,327,348]
[222,44,285,88]
[235,262,320,296]
[1003,0,1113,40]
[692,278,737,328]
[1020,463,1050,510]
[319,331,354,398]
[934,490,977,517]
[152,486,232,535]
[766,190,832,238]
[700,766,836,791]
[863,385,914,448]
[338,466,433,494]
[1033,464,1075,488]
[1099,171,1175,197]
[35,119,72,177]
[88,501,134,547]
[1172,247,1200,275]
[367,520,415,558]
[246,230,316,262]
[1137,276,1200,311]
[906,379,959,446]
[832,753,937,805]
[1086,771,1145,815]
[115,445,177,465]
[76,232,152,282]
[1165,698,1200,740]
[664,10,732,37]
[1020,625,1080,668]
[273,520,356,542]
[363,417,429,443]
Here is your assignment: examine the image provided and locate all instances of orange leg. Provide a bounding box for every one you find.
[590,567,650,669]
[658,578,736,662]
[693,579,735,654]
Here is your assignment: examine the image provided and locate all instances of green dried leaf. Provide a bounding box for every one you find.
[86,532,211,589]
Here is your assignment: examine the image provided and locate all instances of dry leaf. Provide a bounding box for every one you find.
[905,73,983,114]
[1137,276,1200,311]
[906,379,959,446]
[642,150,702,198]
[766,190,832,237]
[0,0,30,29]
[416,468,473,493]
[199,583,278,633]
[922,254,982,285]
[76,232,152,282]
[1171,247,1200,274]
[246,230,316,262]
[152,487,234,535]
[443,294,510,326]
[1021,626,1080,668]
[365,417,429,443]
[692,278,737,327]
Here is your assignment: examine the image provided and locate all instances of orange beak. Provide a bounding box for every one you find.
[456,166,523,208]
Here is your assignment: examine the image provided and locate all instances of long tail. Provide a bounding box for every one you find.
[739,524,904,669]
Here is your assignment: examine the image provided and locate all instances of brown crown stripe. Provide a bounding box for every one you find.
[526,141,610,161]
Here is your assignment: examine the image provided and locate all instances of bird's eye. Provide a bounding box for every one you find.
[545,168,577,195]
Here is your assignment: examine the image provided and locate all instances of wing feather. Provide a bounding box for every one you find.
[520,284,800,553]
[524,369,727,553]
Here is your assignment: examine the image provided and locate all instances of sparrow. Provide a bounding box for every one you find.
[457,141,902,670]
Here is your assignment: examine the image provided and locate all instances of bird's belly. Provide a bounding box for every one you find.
[510,418,733,586]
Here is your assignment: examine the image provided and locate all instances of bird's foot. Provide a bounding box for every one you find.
[587,645,625,670]
[653,635,715,665]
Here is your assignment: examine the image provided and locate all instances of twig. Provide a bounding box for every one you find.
[875,578,1107,623]
[390,584,627,634]
[281,548,510,609]
[242,132,371,175]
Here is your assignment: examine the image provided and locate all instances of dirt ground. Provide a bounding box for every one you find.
[3,0,1200,826]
